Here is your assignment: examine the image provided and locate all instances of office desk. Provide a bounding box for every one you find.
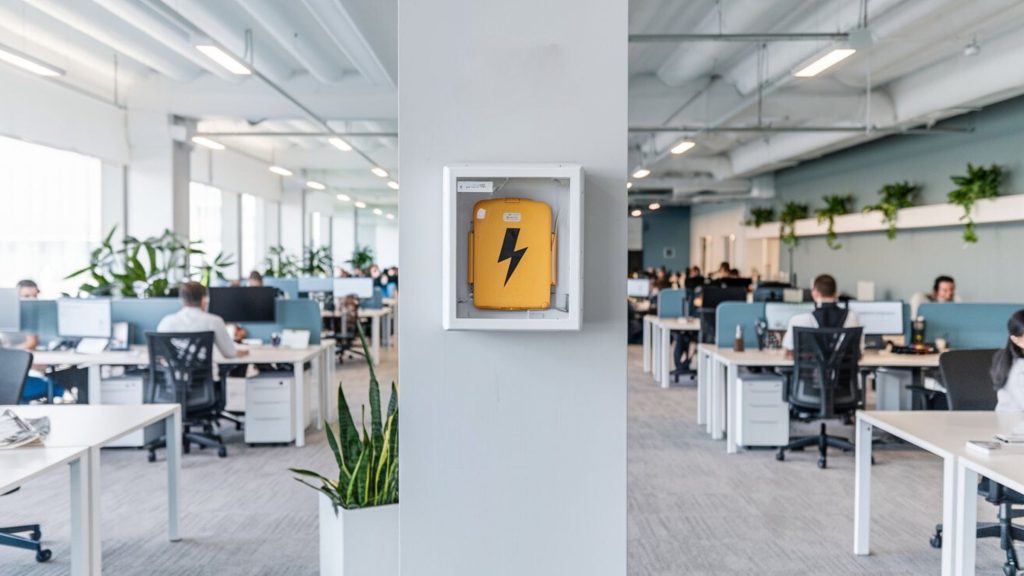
[695,344,718,430]
[2,404,183,575]
[644,317,700,388]
[0,446,89,575]
[323,307,392,365]
[709,347,940,452]
[853,411,1024,576]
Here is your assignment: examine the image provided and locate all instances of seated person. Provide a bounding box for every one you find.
[910,275,960,318]
[782,274,861,358]
[248,271,264,287]
[991,309,1024,412]
[157,282,248,359]
[3,279,67,402]
[710,261,731,280]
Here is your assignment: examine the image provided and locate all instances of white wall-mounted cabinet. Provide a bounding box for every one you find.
[442,164,583,331]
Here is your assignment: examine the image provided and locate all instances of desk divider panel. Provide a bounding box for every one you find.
[241,299,322,345]
[657,288,685,318]
[19,299,58,341]
[112,298,182,343]
[918,302,1024,349]
[264,278,300,300]
[715,302,765,349]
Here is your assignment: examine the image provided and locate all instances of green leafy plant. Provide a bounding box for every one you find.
[778,202,809,247]
[948,163,1004,243]
[290,323,398,511]
[302,245,334,277]
[347,245,374,273]
[196,251,237,286]
[744,206,776,228]
[815,194,855,250]
[862,181,918,240]
[263,245,300,278]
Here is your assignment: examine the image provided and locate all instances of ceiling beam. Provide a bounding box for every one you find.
[300,0,394,86]
[631,33,849,43]
[195,131,397,137]
[629,125,973,134]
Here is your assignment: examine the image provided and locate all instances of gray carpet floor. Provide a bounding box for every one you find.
[0,344,1011,575]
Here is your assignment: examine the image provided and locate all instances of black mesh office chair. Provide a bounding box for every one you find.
[698,309,716,345]
[930,349,1023,576]
[776,327,863,469]
[145,332,227,461]
[0,348,52,563]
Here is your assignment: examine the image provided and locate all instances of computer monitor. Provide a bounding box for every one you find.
[208,287,278,323]
[57,298,112,338]
[764,302,814,331]
[333,277,375,299]
[0,288,19,333]
[700,286,748,311]
[753,285,789,302]
[298,276,334,293]
[627,278,651,298]
[716,277,753,289]
[847,301,905,336]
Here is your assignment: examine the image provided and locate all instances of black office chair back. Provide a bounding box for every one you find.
[698,309,716,344]
[791,327,863,417]
[146,332,216,411]
[939,349,999,411]
[0,348,32,405]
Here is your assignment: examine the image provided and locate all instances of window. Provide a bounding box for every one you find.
[240,193,266,275]
[0,136,102,297]
[189,182,223,266]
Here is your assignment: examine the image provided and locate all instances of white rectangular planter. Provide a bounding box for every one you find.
[319,494,399,576]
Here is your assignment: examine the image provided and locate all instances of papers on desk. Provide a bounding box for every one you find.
[966,438,1024,456]
[0,409,50,449]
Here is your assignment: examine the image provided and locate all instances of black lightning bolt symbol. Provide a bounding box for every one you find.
[498,228,527,287]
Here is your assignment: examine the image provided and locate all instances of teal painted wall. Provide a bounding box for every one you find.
[642,206,690,271]
[774,95,1024,303]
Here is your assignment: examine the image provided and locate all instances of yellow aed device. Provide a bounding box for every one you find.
[469,197,556,310]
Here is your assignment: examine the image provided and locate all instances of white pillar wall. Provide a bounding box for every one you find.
[398,1,627,575]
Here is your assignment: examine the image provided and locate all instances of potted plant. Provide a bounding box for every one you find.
[264,245,300,277]
[744,206,775,228]
[948,163,1004,243]
[815,194,855,250]
[778,201,809,247]
[862,181,918,240]
[303,245,334,277]
[346,245,374,273]
[290,324,398,576]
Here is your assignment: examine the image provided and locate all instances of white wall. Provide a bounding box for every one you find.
[689,202,749,274]
[125,109,176,238]
[279,189,304,255]
[191,147,283,202]
[221,192,241,277]
[627,215,643,251]
[399,1,627,575]
[332,207,356,269]
[374,219,398,267]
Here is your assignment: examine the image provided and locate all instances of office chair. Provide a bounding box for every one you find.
[698,309,716,345]
[145,332,228,460]
[776,327,863,469]
[332,296,367,363]
[0,348,52,563]
[930,349,1022,576]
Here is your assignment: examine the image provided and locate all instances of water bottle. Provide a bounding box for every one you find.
[734,324,745,352]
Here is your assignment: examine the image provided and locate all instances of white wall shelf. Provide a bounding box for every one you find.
[744,194,1024,240]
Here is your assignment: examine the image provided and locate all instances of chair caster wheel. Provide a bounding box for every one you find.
[148,452,156,463]
[776,451,785,461]
[929,534,942,549]
[218,447,228,458]
[36,549,52,563]
[817,458,827,469]
[1004,563,1016,576]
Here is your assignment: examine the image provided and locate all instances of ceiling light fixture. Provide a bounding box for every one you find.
[191,136,225,150]
[632,168,651,179]
[269,166,293,176]
[336,193,351,202]
[387,181,399,190]
[793,48,856,78]
[306,181,326,190]
[354,201,367,208]
[371,167,389,178]
[195,44,251,75]
[385,213,395,220]
[670,141,696,155]
[631,209,642,217]
[0,44,64,77]
[964,38,980,57]
[328,137,352,151]
[626,182,633,190]
[648,202,661,210]
[373,208,383,215]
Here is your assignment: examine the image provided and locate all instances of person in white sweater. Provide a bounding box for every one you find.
[991,310,1024,412]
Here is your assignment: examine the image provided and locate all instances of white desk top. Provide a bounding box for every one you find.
[859,410,1024,459]
[0,446,88,493]
[713,347,941,368]
[652,317,700,331]
[1,404,179,448]
[31,344,325,367]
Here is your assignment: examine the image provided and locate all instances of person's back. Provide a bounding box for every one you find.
[157,282,244,359]
[992,310,1024,413]
[782,274,862,353]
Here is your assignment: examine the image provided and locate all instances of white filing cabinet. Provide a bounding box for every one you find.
[874,368,914,410]
[101,376,162,448]
[736,372,790,448]
[245,373,296,444]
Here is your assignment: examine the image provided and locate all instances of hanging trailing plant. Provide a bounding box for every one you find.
[948,163,1004,243]
[815,194,855,250]
[744,206,776,228]
[778,202,809,247]
[862,181,918,240]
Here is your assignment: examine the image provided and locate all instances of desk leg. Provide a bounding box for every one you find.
[372,315,381,366]
[696,349,706,426]
[69,452,90,576]
[294,362,306,447]
[725,362,739,454]
[711,358,724,439]
[951,459,971,576]
[166,410,182,542]
[87,365,101,404]
[87,446,101,574]
[642,318,652,373]
[660,327,672,389]
[312,354,323,431]
[854,417,872,556]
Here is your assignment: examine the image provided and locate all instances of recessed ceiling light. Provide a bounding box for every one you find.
[373,208,383,215]
[387,181,399,190]
[671,141,695,155]
[306,181,326,190]
[648,202,661,210]
[195,44,251,75]
[269,166,293,176]
[328,137,352,151]
[0,43,64,76]
[632,168,651,179]
[371,167,389,178]
[354,201,367,208]
[191,136,225,150]
[385,213,395,220]
[793,48,856,78]
[336,193,351,202]
[626,181,633,189]
[631,209,642,217]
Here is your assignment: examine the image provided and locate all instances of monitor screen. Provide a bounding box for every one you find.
[298,277,335,293]
[848,301,904,336]
[0,288,19,333]
[700,286,748,310]
[57,298,112,338]
[627,278,650,298]
[208,287,278,323]
[333,278,375,299]
[764,302,814,331]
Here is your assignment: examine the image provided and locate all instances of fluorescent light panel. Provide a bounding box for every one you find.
[306,181,326,190]
[648,202,661,210]
[269,166,293,176]
[387,181,399,190]
[191,136,225,150]
[371,167,389,178]
[0,44,64,76]
[385,214,395,220]
[354,201,367,208]
[793,48,856,78]
[336,193,351,202]
[626,182,633,189]
[632,168,651,179]
[373,208,383,215]
[631,209,642,217]
[328,137,352,151]
[671,141,695,155]
[195,44,251,75]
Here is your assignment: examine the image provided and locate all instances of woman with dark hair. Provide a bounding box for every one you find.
[991,309,1024,412]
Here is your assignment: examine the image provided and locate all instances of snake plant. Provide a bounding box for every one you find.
[778,202,809,247]
[290,322,398,511]
[948,163,1004,243]
[816,194,855,250]
[862,181,918,240]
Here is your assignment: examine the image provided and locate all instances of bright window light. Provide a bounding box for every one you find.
[306,181,326,190]
[354,201,367,208]
[671,141,695,155]
[793,48,856,78]
[269,165,293,176]
[371,167,389,178]
[632,168,651,179]
[195,44,251,75]
[649,202,661,210]
[0,44,64,77]
[631,209,642,217]
[191,136,225,151]
[336,193,351,202]
[373,208,383,215]
[328,137,352,151]
[387,181,399,190]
